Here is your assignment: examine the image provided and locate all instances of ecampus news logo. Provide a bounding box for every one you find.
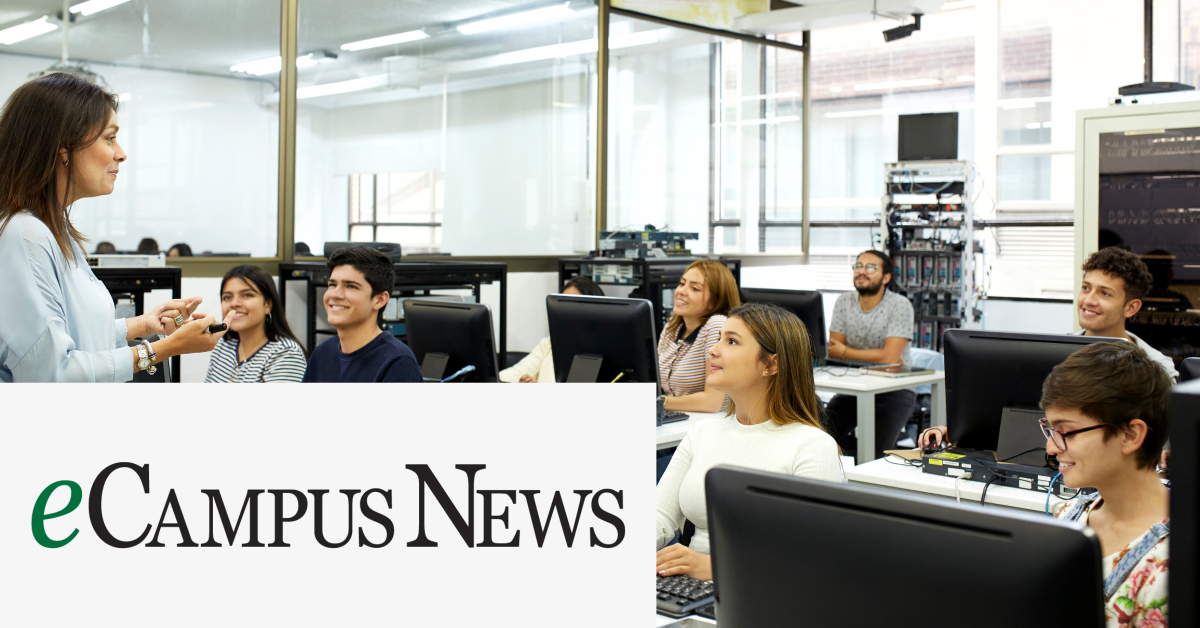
[32,462,626,550]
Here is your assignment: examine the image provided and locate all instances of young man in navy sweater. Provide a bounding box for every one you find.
[303,246,421,383]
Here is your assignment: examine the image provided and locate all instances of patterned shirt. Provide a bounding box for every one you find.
[1057,497,1170,628]
[204,335,307,383]
[657,315,726,397]
[829,290,914,365]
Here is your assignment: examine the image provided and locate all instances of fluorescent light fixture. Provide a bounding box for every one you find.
[231,53,333,75]
[825,108,900,119]
[0,16,57,45]
[829,86,842,92]
[719,116,800,127]
[341,30,427,52]
[552,102,576,108]
[854,78,941,91]
[1025,122,1042,130]
[956,75,974,82]
[297,74,389,99]
[1042,121,1052,128]
[724,91,801,103]
[458,3,573,36]
[70,0,131,16]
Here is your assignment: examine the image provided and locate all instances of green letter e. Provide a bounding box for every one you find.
[32,481,82,548]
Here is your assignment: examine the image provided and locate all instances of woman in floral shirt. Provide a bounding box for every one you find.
[1041,342,1172,627]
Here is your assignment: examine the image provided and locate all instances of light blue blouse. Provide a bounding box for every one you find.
[0,212,134,382]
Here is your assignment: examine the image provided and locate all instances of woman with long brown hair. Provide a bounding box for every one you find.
[0,73,223,382]
[658,259,741,413]
[204,265,308,383]
[655,302,844,580]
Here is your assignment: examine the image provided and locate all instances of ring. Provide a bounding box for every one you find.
[174,315,185,327]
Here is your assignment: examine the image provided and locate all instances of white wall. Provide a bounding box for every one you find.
[0,54,280,256]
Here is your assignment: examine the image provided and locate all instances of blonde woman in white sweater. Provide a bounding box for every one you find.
[655,302,844,580]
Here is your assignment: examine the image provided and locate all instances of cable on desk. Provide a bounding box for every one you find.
[1045,472,1062,516]
[884,453,923,468]
[816,365,854,377]
[979,472,1006,507]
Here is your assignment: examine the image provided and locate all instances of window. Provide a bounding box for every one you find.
[0,1,281,257]
[295,0,597,256]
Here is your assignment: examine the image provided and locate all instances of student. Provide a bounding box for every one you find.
[921,246,1178,449]
[500,276,604,383]
[167,243,193,257]
[303,246,421,383]
[137,238,159,255]
[1043,342,1171,627]
[94,241,116,254]
[205,265,307,383]
[659,260,741,413]
[1074,247,1177,380]
[824,249,915,459]
[655,303,844,580]
[0,73,221,382]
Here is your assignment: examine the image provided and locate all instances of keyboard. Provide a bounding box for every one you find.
[656,574,715,618]
[659,409,689,424]
[824,357,891,369]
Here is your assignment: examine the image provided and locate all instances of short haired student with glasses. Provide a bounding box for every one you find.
[922,341,1172,626]
[823,249,916,460]
[1042,342,1172,628]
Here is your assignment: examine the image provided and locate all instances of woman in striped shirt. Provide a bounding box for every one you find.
[658,260,741,413]
[204,265,307,383]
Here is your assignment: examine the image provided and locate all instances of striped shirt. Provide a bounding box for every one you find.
[657,314,726,397]
[204,335,307,383]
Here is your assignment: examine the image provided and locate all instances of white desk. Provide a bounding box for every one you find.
[657,412,725,451]
[813,368,946,465]
[845,456,1071,513]
[656,614,716,627]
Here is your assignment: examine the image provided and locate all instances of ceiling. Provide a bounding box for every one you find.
[0,0,596,83]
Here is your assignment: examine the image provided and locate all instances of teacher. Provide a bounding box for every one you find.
[0,73,224,382]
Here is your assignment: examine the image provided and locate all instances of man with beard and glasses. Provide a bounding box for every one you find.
[824,249,916,460]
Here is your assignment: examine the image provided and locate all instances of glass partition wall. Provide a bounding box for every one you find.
[294,0,599,257]
[0,0,281,258]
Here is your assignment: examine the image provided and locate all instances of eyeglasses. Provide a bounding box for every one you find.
[852,263,880,273]
[1038,418,1106,451]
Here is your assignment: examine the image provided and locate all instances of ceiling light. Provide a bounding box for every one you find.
[0,17,58,46]
[853,78,941,91]
[70,0,131,16]
[458,3,574,36]
[298,74,389,99]
[956,75,974,82]
[1025,123,1042,130]
[341,30,427,52]
[230,52,335,76]
[829,86,842,92]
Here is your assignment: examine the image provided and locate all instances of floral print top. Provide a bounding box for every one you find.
[1057,498,1170,628]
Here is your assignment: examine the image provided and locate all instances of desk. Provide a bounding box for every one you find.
[813,368,945,465]
[278,261,507,357]
[846,457,1071,513]
[93,266,183,383]
[657,412,725,451]
[657,614,716,627]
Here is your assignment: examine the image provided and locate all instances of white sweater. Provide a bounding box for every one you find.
[655,416,845,554]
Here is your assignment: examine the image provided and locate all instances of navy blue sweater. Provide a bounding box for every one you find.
[303,332,422,383]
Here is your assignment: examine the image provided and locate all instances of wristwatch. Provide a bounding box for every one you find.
[141,339,157,375]
[136,340,157,375]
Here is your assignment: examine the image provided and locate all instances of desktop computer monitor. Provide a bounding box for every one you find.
[403,299,499,382]
[898,112,958,161]
[739,287,826,360]
[943,330,1118,450]
[1170,379,1200,627]
[546,294,659,384]
[705,465,1104,627]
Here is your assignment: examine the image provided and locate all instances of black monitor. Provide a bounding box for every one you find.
[323,241,402,263]
[898,112,958,161]
[943,330,1119,450]
[1170,379,1200,627]
[546,294,659,384]
[705,465,1104,627]
[1181,356,1200,382]
[739,287,826,361]
[403,299,498,382]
